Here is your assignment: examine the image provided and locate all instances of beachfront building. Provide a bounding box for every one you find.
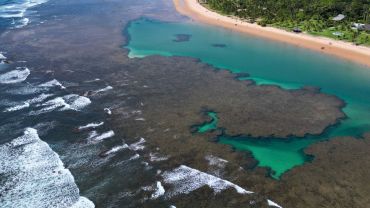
[352,23,365,30]
[351,23,370,31]
[332,14,345,21]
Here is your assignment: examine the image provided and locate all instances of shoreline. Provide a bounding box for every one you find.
[173,0,370,67]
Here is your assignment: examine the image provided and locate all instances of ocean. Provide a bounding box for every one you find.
[0,0,48,31]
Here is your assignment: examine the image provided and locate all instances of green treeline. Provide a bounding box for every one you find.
[205,0,370,44]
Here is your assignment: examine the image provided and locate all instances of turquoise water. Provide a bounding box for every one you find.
[125,18,370,178]
[196,111,218,133]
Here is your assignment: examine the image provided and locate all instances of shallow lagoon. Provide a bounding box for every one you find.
[127,18,370,178]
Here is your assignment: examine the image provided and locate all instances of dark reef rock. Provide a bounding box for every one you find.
[114,56,345,139]
[211,43,227,48]
[173,34,192,42]
[272,135,370,208]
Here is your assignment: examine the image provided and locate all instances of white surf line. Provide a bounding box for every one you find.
[6,79,65,95]
[3,93,53,113]
[149,152,169,162]
[15,17,30,28]
[0,52,6,60]
[87,130,115,143]
[0,0,49,29]
[78,122,104,130]
[94,86,113,93]
[39,79,66,89]
[128,153,140,160]
[3,102,30,112]
[151,181,165,199]
[3,93,52,111]
[31,94,91,115]
[161,165,253,198]
[100,144,129,157]
[0,67,30,84]
[62,94,91,111]
[0,128,94,208]
[128,137,146,151]
[205,155,228,168]
[267,199,283,208]
[104,108,112,115]
[27,93,54,104]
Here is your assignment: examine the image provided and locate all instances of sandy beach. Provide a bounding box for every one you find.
[173,0,370,67]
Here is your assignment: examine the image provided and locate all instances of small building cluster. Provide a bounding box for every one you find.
[351,23,370,31]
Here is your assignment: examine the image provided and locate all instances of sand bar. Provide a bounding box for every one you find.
[173,0,370,67]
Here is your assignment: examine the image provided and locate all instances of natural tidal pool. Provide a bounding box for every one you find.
[195,111,218,133]
[125,18,370,178]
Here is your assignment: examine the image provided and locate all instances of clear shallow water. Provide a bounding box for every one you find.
[196,111,218,133]
[126,18,370,178]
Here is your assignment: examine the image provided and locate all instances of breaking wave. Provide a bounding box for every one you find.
[3,101,30,112]
[161,165,253,198]
[0,67,30,84]
[3,93,53,112]
[87,130,115,143]
[39,79,66,89]
[31,94,91,115]
[0,0,49,29]
[78,122,104,130]
[0,128,94,208]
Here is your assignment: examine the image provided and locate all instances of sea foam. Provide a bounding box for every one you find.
[3,93,53,112]
[0,128,94,208]
[129,137,146,151]
[161,165,253,198]
[39,79,66,89]
[267,199,283,208]
[15,17,30,28]
[151,181,165,199]
[3,102,30,112]
[0,52,6,60]
[205,155,228,168]
[0,0,49,20]
[31,94,91,115]
[87,130,115,143]
[0,67,30,84]
[100,144,129,157]
[94,86,113,93]
[78,122,104,130]
[6,79,65,95]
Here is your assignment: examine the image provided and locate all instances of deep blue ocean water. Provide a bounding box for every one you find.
[0,0,48,31]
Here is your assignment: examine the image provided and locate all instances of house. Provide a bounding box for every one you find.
[352,23,370,31]
[332,14,345,21]
[352,23,365,30]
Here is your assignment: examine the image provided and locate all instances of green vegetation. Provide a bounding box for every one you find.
[205,0,370,45]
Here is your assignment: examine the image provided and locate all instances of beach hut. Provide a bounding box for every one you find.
[352,23,365,30]
[332,14,345,21]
